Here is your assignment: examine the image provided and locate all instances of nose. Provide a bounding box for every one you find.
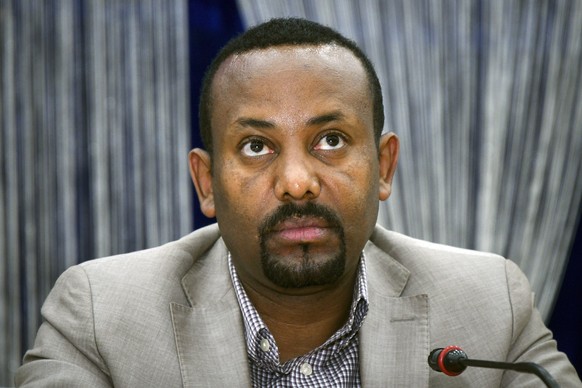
[274,151,321,201]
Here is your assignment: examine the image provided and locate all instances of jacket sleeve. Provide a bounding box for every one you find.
[14,265,113,387]
[502,260,582,387]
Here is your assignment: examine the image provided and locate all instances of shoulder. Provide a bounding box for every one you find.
[367,224,513,292]
[27,224,227,385]
[366,224,532,332]
[50,224,225,312]
[366,224,535,346]
[369,224,504,265]
[77,224,222,282]
[367,226,531,358]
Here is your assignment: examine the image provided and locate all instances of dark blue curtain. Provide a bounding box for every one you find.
[186,0,581,375]
[188,0,243,229]
[549,215,582,373]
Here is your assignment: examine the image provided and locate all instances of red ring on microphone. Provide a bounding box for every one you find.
[438,345,464,376]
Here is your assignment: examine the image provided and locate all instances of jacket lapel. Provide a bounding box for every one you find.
[360,239,430,387]
[170,302,250,387]
[170,236,251,387]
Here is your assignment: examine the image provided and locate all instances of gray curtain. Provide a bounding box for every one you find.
[0,0,192,383]
[236,0,582,319]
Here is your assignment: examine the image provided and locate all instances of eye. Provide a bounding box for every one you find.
[314,133,347,150]
[241,138,274,157]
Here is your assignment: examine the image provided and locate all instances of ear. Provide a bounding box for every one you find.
[188,148,216,218]
[378,132,399,201]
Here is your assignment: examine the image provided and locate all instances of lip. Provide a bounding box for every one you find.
[268,217,333,243]
[272,217,329,231]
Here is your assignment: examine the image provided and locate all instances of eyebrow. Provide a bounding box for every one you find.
[306,111,345,126]
[235,111,346,130]
[236,118,275,129]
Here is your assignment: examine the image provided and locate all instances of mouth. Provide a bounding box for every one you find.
[258,202,343,247]
[267,217,335,243]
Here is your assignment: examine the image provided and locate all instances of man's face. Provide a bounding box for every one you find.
[191,45,397,294]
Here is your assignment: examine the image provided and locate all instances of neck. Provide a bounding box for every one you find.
[243,271,358,362]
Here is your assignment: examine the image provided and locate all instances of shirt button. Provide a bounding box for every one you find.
[260,338,270,352]
[300,362,313,376]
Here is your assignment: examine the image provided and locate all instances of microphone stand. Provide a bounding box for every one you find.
[428,346,560,388]
[458,358,559,388]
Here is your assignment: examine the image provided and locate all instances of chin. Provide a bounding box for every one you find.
[261,249,346,289]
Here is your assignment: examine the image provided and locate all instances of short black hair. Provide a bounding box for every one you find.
[199,17,384,154]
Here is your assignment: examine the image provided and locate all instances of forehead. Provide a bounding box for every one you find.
[209,44,371,122]
[216,44,366,79]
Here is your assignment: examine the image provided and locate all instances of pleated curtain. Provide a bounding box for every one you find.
[0,0,191,383]
[236,0,582,319]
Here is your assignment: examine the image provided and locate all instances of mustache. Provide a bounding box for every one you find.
[258,202,343,236]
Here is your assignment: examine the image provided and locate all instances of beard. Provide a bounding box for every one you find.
[258,202,346,288]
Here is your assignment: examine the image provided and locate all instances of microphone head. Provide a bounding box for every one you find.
[428,345,468,376]
[428,348,444,372]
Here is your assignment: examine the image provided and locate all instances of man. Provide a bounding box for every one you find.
[15,18,581,387]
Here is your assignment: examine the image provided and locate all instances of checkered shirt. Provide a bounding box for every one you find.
[228,253,369,387]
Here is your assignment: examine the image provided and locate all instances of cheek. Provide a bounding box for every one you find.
[339,153,379,201]
[333,158,380,233]
[213,162,271,227]
[212,174,262,258]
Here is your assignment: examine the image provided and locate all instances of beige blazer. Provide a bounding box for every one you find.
[15,224,581,387]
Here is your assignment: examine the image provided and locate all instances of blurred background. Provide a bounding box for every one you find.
[1,0,581,384]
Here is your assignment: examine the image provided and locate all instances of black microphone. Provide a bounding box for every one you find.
[428,345,560,388]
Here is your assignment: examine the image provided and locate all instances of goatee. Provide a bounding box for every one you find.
[258,202,346,288]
